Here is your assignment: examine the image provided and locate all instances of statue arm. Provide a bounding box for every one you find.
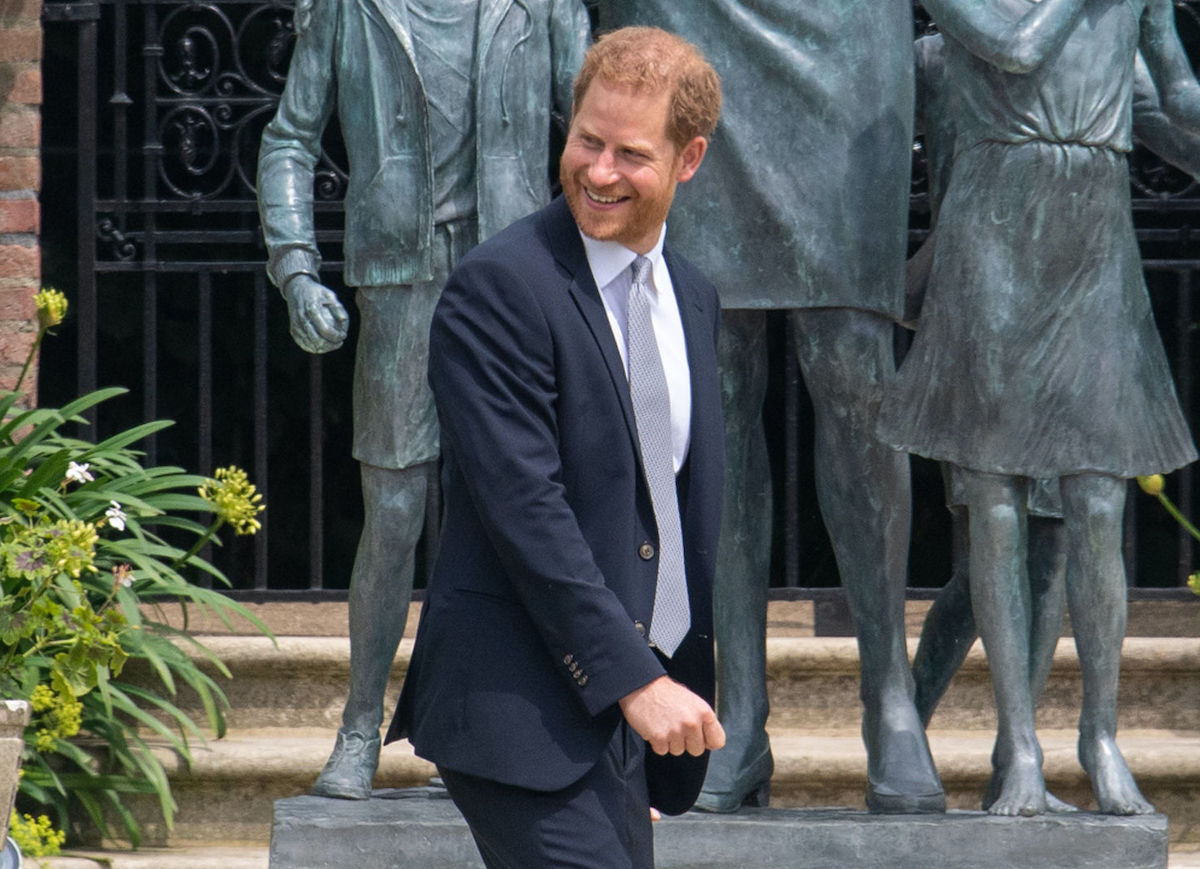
[921,0,1089,74]
[1132,52,1200,180]
[256,0,338,292]
[549,0,591,118]
[257,0,348,354]
[1139,0,1200,137]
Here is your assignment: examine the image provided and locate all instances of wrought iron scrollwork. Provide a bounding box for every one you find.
[153,0,346,201]
[97,217,138,262]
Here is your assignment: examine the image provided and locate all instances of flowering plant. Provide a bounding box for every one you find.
[1137,474,1200,595]
[2,289,271,848]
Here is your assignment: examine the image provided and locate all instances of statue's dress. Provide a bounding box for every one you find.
[878,3,1196,478]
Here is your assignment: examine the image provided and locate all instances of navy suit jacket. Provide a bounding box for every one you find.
[386,195,724,815]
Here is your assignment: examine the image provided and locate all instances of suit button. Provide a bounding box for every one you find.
[568,662,578,673]
[563,654,573,665]
[638,543,655,560]
[634,620,646,636]
[579,675,589,686]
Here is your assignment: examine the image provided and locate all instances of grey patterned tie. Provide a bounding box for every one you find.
[626,256,689,657]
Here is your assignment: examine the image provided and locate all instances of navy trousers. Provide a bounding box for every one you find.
[438,722,654,869]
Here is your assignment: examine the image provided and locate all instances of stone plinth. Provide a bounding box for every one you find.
[269,788,1168,869]
[0,699,30,843]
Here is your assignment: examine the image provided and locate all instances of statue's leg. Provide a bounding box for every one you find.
[313,461,431,800]
[912,502,973,727]
[912,517,1067,727]
[1026,515,1078,813]
[958,468,1046,816]
[1026,516,1066,705]
[1060,473,1154,815]
[792,306,944,813]
[696,309,774,813]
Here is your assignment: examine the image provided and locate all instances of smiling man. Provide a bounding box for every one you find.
[386,27,725,869]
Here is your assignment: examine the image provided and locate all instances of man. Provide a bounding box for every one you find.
[599,1,943,814]
[257,0,589,798]
[386,27,726,867]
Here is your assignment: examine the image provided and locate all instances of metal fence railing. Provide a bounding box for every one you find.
[38,0,1200,600]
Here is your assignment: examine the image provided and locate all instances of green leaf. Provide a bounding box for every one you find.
[14,447,74,498]
[85,419,175,455]
[56,387,129,420]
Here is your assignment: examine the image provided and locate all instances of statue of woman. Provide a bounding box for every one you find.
[878,0,1200,816]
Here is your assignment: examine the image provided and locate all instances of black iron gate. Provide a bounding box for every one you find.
[37,0,1200,598]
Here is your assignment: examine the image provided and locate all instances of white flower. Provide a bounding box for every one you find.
[105,500,127,532]
[65,461,94,484]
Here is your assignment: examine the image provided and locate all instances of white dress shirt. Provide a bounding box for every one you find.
[579,227,692,473]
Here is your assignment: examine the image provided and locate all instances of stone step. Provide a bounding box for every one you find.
[124,635,1200,734]
[155,598,1200,639]
[35,839,1200,868]
[114,728,436,849]
[43,847,268,868]
[767,637,1200,732]
[98,726,1200,850]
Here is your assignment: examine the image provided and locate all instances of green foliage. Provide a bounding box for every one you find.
[9,808,66,857]
[1136,475,1200,597]
[0,385,272,846]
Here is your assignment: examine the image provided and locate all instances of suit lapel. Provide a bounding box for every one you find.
[664,245,720,542]
[545,198,642,457]
[665,245,718,446]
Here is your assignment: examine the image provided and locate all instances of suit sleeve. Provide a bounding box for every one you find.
[256,0,337,290]
[429,253,666,718]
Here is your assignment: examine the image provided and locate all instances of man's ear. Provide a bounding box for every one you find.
[675,136,708,183]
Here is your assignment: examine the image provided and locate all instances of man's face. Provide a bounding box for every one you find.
[560,79,706,255]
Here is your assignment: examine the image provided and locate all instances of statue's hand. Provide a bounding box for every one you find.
[283,275,349,354]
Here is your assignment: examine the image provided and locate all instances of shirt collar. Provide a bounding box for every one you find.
[578,224,667,292]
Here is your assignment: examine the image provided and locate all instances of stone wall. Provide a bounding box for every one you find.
[0,0,40,401]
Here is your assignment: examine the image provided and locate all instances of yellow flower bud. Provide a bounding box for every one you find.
[199,465,265,535]
[1137,475,1165,497]
[34,287,68,330]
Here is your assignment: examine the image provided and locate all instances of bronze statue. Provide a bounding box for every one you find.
[910,39,1200,754]
[257,0,589,800]
[879,0,1200,816]
[599,0,945,814]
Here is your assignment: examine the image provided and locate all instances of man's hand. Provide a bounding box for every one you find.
[283,274,350,353]
[618,675,725,757]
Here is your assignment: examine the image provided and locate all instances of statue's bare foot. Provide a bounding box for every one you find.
[1045,790,1078,813]
[1079,733,1154,815]
[984,754,1046,816]
[983,770,1071,811]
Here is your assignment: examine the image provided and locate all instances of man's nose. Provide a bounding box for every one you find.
[587,149,618,185]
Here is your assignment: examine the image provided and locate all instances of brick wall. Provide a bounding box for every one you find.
[0,0,41,402]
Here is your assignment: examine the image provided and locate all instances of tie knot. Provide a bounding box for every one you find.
[631,256,652,288]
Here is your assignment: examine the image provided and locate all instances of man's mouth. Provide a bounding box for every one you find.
[585,188,628,206]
